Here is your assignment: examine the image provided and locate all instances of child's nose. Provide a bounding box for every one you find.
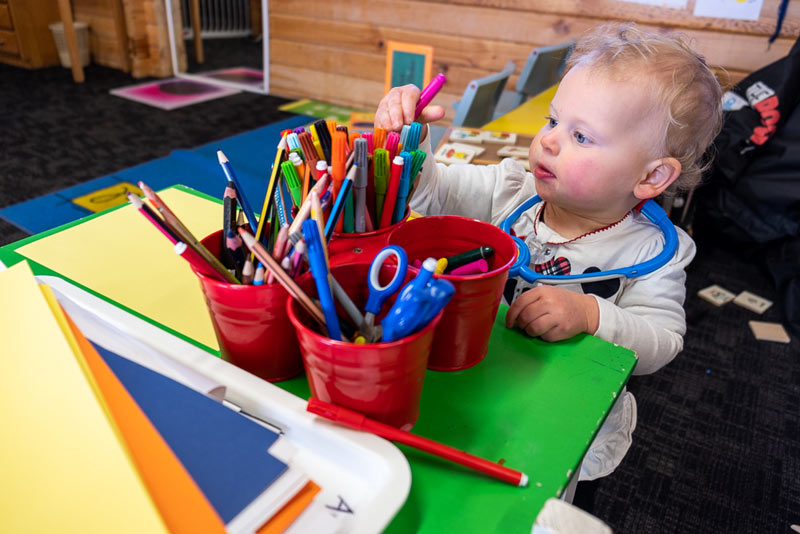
[540,129,560,154]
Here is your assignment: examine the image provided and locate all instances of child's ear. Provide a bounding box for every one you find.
[634,157,682,200]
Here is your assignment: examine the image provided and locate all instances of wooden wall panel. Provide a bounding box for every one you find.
[70,0,185,77]
[268,0,799,120]
[121,0,186,78]
[73,0,128,70]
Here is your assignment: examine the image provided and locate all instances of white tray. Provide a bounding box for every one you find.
[42,275,411,534]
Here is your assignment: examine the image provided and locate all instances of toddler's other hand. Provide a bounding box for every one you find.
[505,285,600,342]
[374,84,445,132]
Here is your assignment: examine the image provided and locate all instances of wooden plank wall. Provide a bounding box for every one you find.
[73,0,129,70]
[268,0,799,122]
[72,0,186,77]
[121,0,186,78]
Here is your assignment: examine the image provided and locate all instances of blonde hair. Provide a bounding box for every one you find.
[566,22,723,193]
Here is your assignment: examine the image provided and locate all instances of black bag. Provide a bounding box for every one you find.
[694,36,800,246]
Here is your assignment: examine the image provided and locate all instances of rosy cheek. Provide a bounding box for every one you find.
[528,136,540,167]
[563,159,601,200]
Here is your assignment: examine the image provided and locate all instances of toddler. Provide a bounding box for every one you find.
[374,23,723,485]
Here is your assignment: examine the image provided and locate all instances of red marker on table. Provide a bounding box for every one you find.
[307,398,529,487]
[414,73,447,120]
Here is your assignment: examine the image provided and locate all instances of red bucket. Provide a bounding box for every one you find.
[328,209,409,267]
[193,230,303,382]
[388,216,517,371]
[287,262,439,430]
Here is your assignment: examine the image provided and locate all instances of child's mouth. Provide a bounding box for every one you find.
[534,164,555,180]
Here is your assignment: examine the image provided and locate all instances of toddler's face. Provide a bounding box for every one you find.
[529,66,666,221]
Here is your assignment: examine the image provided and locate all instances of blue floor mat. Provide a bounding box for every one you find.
[0,115,312,235]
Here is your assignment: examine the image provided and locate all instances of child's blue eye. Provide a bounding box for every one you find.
[574,132,588,144]
[546,116,557,128]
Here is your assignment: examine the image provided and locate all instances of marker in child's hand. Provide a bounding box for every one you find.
[414,73,447,120]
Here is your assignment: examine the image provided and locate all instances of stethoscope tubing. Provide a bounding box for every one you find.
[500,195,679,284]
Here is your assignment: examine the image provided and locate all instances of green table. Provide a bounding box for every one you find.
[277,308,635,533]
[0,186,636,532]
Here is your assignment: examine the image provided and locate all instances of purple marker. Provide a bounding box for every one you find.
[449,258,489,276]
[414,73,447,120]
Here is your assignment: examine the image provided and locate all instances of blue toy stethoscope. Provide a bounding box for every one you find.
[499,195,678,285]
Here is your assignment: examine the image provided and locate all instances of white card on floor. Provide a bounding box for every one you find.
[497,145,529,158]
[449,128,485,144]
[748,321,791,343]
[697,284,736,306]
[449,142,485,156]
[733,290,772,314]
[482,131,517,144]
[434,143,477,164]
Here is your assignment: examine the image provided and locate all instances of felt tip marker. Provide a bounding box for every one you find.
[414,73,447,120]
[307,398,529,487]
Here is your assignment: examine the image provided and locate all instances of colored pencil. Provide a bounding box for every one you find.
[324,174,353,242]
[137,182,238,284]
[217,150,257,235]
[172,241,228,282]
[238,227,328,331]
[254,135,288,246]
[242,258,254,284]
[128,192,179,245]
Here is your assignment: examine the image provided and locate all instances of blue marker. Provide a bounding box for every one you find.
[393,152,413,224]
[302,220,342,341]
[404,122,422,152]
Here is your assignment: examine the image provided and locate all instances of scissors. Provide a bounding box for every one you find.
[363,246,409,341]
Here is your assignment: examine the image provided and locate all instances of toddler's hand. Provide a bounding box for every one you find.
[505,285,600,342]
[374,84,445,132]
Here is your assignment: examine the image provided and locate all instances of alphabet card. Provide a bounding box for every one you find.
[449,128,485,144]
[733,290,773,314]
[434,143,479,165]
[497,146,530,158]
[482,131,517,144]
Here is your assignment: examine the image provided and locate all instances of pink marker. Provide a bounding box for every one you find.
[449,258,489,276]
[414,73,447,120]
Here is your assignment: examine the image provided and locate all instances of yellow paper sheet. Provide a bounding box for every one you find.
[17,188,221,350]
[482,84,558,135]
[0,261,167,533]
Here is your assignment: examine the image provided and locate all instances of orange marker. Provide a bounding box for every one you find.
[331,132,348,232]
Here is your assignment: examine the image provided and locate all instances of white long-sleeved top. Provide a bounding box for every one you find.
[410,132,695,479]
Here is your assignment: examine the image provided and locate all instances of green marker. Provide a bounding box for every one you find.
[374,148,389,223]
[281,160,302,208]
